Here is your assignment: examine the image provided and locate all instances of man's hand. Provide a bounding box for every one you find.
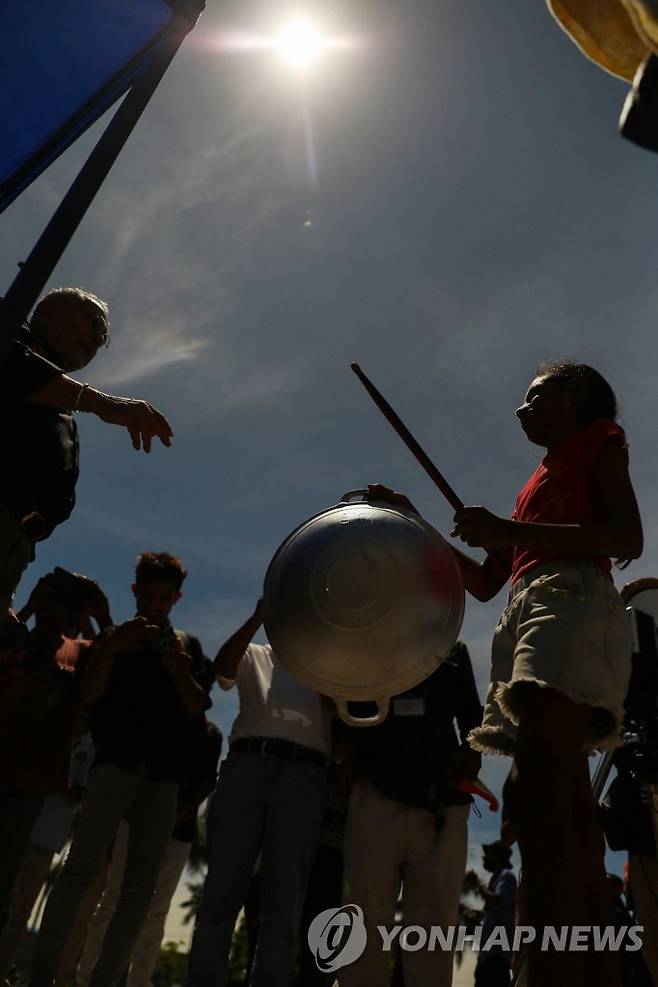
[451,507,514,550]
[165,640,193,678]
[166,639,205,715]
[82,390,173,453]
[102,616,161,655]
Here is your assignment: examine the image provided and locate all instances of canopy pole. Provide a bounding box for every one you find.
[2,3,203,345]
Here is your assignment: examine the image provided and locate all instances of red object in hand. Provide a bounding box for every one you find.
[457,777,499,812]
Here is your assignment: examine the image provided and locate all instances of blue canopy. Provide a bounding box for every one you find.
[0,0,188,214]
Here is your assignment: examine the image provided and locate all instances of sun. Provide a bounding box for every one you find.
[275,18,325,68]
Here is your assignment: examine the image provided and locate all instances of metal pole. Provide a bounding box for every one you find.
[1,2,204,349]
[591,749,616,802]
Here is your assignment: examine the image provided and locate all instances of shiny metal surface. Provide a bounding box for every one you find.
[625,582,658,623]
[263,492,464,725]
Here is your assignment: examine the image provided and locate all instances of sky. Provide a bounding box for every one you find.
[3,0,658,949]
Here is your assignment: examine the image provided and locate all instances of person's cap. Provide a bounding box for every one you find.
[482,840,512,862]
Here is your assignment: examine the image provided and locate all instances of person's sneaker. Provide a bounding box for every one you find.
[620,53,658,151]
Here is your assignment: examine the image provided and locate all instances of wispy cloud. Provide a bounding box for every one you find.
[99,125,268,281]
[93,322,210,387]
[78,119,294,394]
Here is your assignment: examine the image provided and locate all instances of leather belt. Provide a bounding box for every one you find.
[229,736,327,766]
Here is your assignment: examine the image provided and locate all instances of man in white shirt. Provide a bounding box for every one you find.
[186,598,331,987]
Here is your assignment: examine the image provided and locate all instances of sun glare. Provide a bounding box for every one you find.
[276,19,324,68]
[201,18,358,69]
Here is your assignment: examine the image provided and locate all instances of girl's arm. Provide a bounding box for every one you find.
[452,443,643,562]
[451,547,512,602]
[362,482,513,601]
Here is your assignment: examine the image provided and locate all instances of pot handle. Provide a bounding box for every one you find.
[334,696,390,727]
[338,489,369,504]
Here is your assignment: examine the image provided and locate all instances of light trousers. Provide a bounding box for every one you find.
[339,781,469,987]
[186,752,326,987]
[77,820,190,987]
[30,765,177,987]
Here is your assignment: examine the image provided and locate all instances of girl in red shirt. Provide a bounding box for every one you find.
[451,361,642,987]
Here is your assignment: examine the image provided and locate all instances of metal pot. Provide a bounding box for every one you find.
[263,490,464,726]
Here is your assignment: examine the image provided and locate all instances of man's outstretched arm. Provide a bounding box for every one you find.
[30,376,173,453]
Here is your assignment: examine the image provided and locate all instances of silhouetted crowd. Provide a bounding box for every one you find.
[2,556,656,987]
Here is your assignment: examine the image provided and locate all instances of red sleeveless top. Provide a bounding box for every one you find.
[510,419,627,585]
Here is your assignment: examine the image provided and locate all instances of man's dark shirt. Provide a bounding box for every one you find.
[0,300,62,402]
[0,324,76,535]
[350,641,484,808]
[89,629,214,784]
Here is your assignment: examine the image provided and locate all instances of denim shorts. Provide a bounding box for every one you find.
[468,560,633,756]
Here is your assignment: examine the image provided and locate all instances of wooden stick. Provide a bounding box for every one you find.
[351,363,464,512]
[351,362,512,583]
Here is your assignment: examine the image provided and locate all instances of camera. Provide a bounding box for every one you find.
[150,625,177,659]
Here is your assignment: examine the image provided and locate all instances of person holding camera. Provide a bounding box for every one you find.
[30,552,212,987]
[0,287,173,617]
[76,718,223,987]
[0,568,110,933]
